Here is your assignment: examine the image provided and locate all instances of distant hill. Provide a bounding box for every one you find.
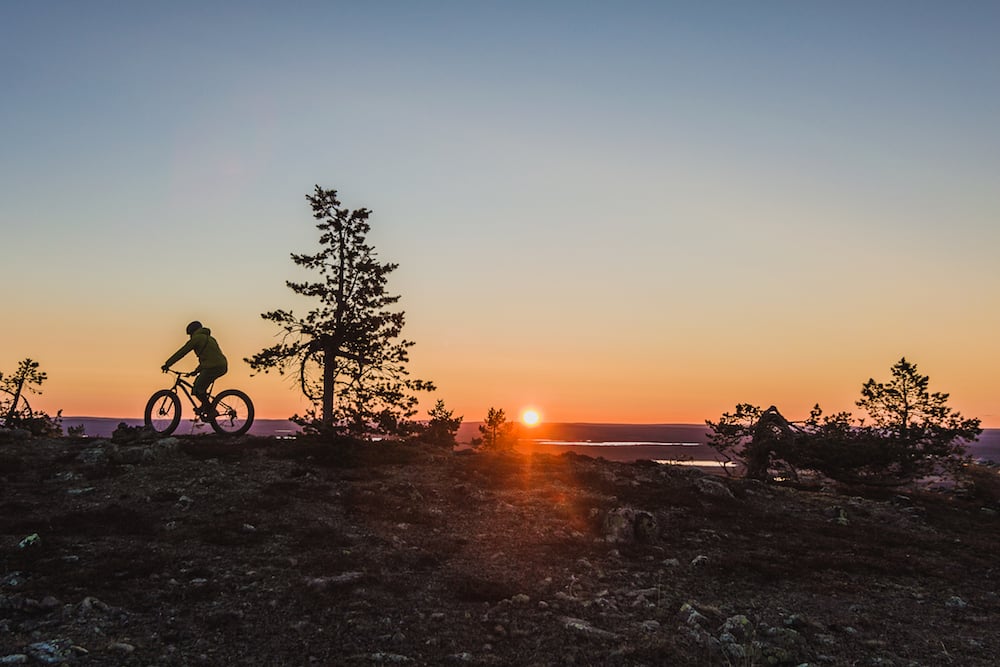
[60,417,1000,464]
[61,417,300,439]
[63,418,713,442]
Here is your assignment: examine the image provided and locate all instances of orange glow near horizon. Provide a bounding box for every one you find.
[12,350,999,430]
[3,313,998,429]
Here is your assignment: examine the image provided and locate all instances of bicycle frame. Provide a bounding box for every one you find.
[164,371,215,410]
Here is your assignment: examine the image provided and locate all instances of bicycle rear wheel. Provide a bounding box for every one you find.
[210,389,254,436]
[145,389,182,436]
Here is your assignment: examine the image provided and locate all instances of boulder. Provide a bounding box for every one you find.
[695,477,736,500]
[602,507,658,543]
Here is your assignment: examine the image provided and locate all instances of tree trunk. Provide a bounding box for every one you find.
[5,375,26,424]
[322,338,337,426]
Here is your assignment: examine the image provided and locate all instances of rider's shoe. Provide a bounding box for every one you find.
[196,404,217,419]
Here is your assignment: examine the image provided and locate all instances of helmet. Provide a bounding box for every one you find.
[186,321,202,335]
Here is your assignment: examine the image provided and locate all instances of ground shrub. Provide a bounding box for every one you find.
[963,463,1000,506]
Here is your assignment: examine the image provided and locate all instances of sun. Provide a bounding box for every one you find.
[521,409,541,427]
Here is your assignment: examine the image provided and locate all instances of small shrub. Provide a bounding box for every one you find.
[962,464,1000,506]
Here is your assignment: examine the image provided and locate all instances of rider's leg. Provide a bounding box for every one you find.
[193,365,228,413]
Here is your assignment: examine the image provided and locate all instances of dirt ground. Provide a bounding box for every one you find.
[2,432,1000,665]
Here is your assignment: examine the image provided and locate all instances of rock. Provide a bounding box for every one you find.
[634,511,658,541]
[39,596,61,610]
[631,587,659,599]
[602,507,658,543]
[25,639,73,664]
[560,616,619,639]
[678,603,708,627]
[828,506,850,525]
[76,447,109,465]
[946,596,968,609]
[113,446,155,464]
[0,655,29,665]
[76,596,110,616]
[691,555,709,568]
[111,423,157,444]
[695,477,735,500]
[17,534,40,550]
[759,626,808,664]
[367,652,412,663]
[783,613,819,631]
[107,438,180,464]
[718,614,753,642]
[0,572,26,587]
[639,620,661,632]
[720,637,747,660]
[304,572,365,590]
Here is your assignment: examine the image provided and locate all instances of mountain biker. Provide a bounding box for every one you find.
[162,321,228,416]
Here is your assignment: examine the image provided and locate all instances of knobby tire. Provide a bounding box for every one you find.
[145,389,181,436]
[210,389,254,436]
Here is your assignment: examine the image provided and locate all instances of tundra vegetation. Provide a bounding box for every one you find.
[0,358,61,436]
[707,357,982,486]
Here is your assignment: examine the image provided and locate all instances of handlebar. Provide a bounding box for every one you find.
[162,368,197,378]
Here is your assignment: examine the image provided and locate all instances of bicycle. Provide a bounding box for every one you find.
[144,370,254,436]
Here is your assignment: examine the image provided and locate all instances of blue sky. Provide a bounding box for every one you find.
[2,2,998,424]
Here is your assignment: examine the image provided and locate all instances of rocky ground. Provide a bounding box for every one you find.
[2,429,1000,666]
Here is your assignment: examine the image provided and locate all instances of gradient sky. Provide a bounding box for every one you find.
[2,2,998,427]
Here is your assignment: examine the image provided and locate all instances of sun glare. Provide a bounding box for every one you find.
[522,409,541,427]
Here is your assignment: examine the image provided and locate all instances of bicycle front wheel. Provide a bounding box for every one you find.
[145,389,182,436]
[210,389,254,436]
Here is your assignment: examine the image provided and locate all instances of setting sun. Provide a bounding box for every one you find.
[522,409,541,427]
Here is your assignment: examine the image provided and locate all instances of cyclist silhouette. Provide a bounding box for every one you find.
[162,321,228,415]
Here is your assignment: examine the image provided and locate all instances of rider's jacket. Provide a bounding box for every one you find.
[164,327,228,372]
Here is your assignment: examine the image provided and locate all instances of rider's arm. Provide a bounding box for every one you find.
[163,339,197,370]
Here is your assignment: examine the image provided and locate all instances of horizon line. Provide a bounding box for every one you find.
[54,416,1000,431]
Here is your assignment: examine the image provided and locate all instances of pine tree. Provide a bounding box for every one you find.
[245,186,434,434]
[479,407,514,449]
